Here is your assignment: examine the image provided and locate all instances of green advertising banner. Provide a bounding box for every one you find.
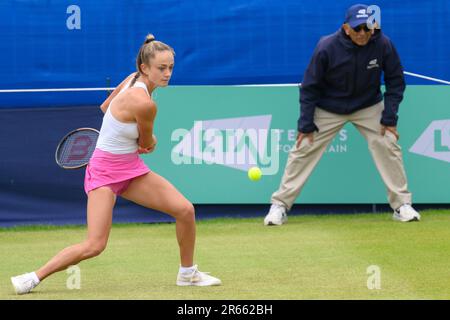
[141,85,450,204]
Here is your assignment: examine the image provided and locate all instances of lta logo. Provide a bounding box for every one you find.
[409,120,450,163]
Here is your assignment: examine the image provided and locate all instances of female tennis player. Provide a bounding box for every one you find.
[11,34,221,294]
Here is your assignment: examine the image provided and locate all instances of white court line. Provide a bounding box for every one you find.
[403,71,450,85]
[0,71,448,92]
[0,87,114,93]
[233,83,300,87]
[236,71,450,86]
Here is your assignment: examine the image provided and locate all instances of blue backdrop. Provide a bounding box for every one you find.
[1,0,449,108]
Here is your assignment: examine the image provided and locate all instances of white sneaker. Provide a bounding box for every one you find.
[11,272,40,295]
[393,204,421,222]
[176,265,222,286]
[264,204,288,226]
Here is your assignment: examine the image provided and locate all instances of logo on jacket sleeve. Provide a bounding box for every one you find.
[367,58,379,69]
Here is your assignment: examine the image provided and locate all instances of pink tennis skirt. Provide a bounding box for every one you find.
[84,148,150,195]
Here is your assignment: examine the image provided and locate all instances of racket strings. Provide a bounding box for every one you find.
[56,130,99,168]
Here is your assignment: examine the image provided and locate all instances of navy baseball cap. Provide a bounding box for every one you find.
[345,4,369,28]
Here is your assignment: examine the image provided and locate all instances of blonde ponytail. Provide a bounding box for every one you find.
[134,33,175,82]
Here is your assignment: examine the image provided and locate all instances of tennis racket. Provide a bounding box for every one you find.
[55,128,99,169]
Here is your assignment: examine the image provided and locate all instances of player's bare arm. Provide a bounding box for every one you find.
[100,72,137,113]
[134,98,157,150]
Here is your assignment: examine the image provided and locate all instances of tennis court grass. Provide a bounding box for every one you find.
[1,210,449,299]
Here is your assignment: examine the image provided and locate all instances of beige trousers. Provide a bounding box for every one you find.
[271,102,412,211]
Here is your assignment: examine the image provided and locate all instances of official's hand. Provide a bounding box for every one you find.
[381,126,399,141]
[296,131,314,148]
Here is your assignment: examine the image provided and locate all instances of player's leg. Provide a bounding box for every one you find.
[121,172,221,286]
[121,172,195,267]
[11,187,115,294]
[35,187,115,280]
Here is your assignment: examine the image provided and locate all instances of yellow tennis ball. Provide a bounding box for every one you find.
[248,166,262,181]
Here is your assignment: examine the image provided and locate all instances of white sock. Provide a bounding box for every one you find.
[28,272,40,284]
[179,265,196,274]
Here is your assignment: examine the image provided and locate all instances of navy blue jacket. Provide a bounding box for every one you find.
[298,28,405,133]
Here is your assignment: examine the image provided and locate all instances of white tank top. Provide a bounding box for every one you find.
[96,80,150,154]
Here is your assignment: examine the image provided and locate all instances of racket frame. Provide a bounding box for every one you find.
[55,127,100,169]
